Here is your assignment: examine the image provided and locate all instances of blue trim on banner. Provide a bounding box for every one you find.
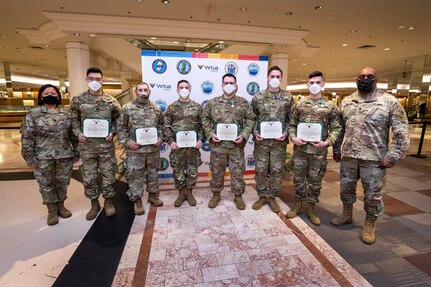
[259,56,269,61]
[141,50,193,58]
[159,173,173,178]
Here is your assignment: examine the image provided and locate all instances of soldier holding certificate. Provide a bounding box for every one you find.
[163,80,204,207]
[70,67,121,220]
[117,82,164,215]
[201,73,256,210]
[250,66,294,213]
[286,71,341,225]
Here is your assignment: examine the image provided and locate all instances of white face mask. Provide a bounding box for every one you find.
[269,78,281,89]
[88,81,102,92]
[308,83,322,95]
[223,84,236,95]
[178,88,190,99]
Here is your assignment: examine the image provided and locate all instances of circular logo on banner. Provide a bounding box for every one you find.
[225,61,239,75]
[247,63,260,76]
[176,60,192,75]
[159,142,169,153]
[201,139,212,152]
[201,100,208,108]
[246,155,255,167]
[155,99,167,112]
[152,59,167,74]
[201,81,214,95]
[246,82,260,96]
[159,157,169,171]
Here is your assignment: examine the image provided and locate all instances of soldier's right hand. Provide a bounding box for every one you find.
[170,142,179,150]
[78,133,87,143]
[128,140,140,150]
[291,137,306,146]
[333,152,341,162]
[211,134,221,143]
[255,133,263,141]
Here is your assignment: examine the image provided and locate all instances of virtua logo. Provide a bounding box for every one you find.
[197,64,218,71]
[149,83,171,89]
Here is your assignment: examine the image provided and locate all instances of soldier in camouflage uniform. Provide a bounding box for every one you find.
[286,71,341,226]
[21,84,79,226]
[201,73,256,210]
[163,80,204,207]
[117,82,164,215]
[251,66,294,213]
[331,67,410,244]
[70,67,121,220]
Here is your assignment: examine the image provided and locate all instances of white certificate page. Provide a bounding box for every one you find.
[260,121,283,139]
[176,131,197,148]
[297,123,323,142]
[216,123,238,141]
[82,118,110,138]
[135,127,158,145]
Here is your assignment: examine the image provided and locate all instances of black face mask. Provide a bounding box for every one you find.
[357,78,375,92]
[42,95,58,105]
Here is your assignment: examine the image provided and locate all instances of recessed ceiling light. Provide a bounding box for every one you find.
[173,41,179,44]
[397,25,405,29]
[239,7,247,12]
[90,33,97,37]
[350,29,357,33]
[302,63,307,66]
[148,40,155,43]
[150,37,157,40]
[136,0,143,2]
[0,34,6,38]
[218,41,224,44]
[44,44,49,47]
[384,48,390,51]
[342,43,348,47]
[161,0,169,4]
[285,11,293,16]
[314,6,322,10]
[73,32,80,36]
[408,26,415,30]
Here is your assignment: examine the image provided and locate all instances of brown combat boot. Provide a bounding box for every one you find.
[330,204,354,226]
[252,196,267,210]
[234,194,246,210]
[104,198,116,217]
[174,187,187,207]
[286,197,303,219]
[134,197,145,215]
[86,198,101,220]
[208,192,221,208]
[267,197,281,213]
[148,193,163,207]
[185,187,197,206]
[47,203,59,226]
[57,201,72,218]
[361,214,377,245]
[307,202,321,226]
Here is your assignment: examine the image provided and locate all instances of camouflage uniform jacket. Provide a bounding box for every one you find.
[117,99,163,153]
[163,99,204,144]
[70,90,121,154]
[334,90,409,162]
[251,88,294,147]
[289,96,341,155]
[201,95,256,149]
[21,106,78,166]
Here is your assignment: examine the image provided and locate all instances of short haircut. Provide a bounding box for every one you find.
[37,84,62,106]
[177,79,190,88]
[222,73,237,83]
[86,67,103,76]
[308,71,324,80]
[134,82,150,91]
[268,66,283,77]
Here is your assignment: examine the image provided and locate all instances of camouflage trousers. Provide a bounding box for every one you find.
[170,148,202,190]
[292,148,328,203]
[79,150,117,200]
[254,143,287,198]
[34,158,74,204]
[210,146,245,195]
[125,152,159,201]
[340,157,386,216]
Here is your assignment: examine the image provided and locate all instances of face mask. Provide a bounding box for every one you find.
[137,92,149,101]
[42,95,58,105]
[178,88,190,99]
[308,83,322,95]
[357,78,375,92]
[88,80,101,92]
[223,84,236,95]
[269,78,281,89]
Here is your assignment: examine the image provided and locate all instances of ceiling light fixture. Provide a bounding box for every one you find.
[0,34,6,37]
[342,43,348,47]
[218,41,224,44]
[314,6,322,10]
[408,26,415,30]
[397,25,405,29]
[73,32,80,36]
[150,37,157,40]
[90,33,97,37]
[239,7,247,12]
[161,0,170,4]
[384,48,390,51]
[285,11,293,16]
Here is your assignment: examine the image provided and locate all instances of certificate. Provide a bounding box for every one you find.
[260,121,283,139]
[82,118,110,138]
[216,123,238,141]
[134,127,158,145]
[176,131,197,148]
[297,123,322,142]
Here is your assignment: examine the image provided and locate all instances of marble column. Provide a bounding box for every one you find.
[270,53,289,89]
[66,42,90,99]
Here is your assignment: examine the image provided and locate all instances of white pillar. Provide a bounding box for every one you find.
[66,42,90,98]
[270,53,289,89]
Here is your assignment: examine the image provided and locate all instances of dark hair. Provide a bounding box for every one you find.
[268,66,283,77]
[86,67,103,76]
[177,79,190,88]
[134,82,150,91]
[308,71,324,80]
[222,73,237,83]
[37,84,62,106]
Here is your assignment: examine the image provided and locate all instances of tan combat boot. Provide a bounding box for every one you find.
[174,187,187,207]
[330,204,354,226]
[185,187,197,206]
[208,192,221,208]
[104,198,116,217]
[57,201,72,218]
[86,198,101,220]
[252,196,267,210]
[307,202,321,226]
[361,214,377,245]
[47,203,59,226]
[148,193,163,207]
[267,197,281,213]
[234,194,246,210]
[286,198,303,219]
[134,197,145,215]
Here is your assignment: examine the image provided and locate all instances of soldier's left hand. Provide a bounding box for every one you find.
[73,156,80,163]
[233,135,244,144]
[195,140,203,149]
[311,140,329,149]
[276,133,287,141]
[378,158,395,168]
[155,137,162,147]
[105,132,114,142]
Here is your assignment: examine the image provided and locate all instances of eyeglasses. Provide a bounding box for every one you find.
[87,77,103,82]
[308,81,322,85]
[358,74,375,80]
